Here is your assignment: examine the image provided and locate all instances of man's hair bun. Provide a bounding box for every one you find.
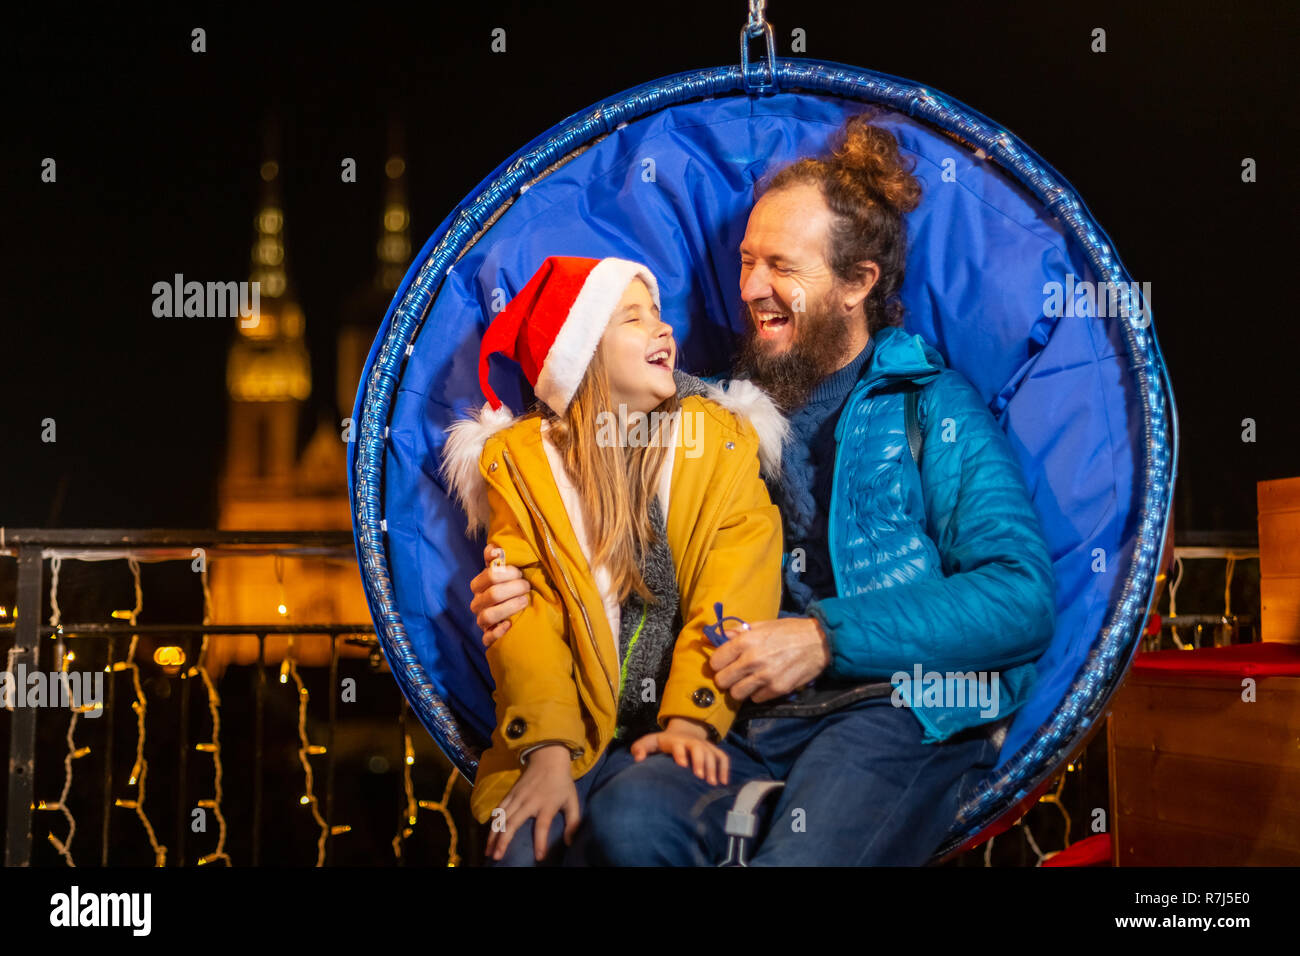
[758,109,923,334]
[830,112,922,215]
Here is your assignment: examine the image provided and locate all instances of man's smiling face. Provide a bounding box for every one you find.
[739,182,840,357]
[734,182,876,411]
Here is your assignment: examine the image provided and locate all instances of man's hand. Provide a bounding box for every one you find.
[485,744,579,863]
[710,616,831,702]
[470,544,532,647]
[629,718,730,785]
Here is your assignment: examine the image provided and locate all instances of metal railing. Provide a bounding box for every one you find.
[0,529,421,867]
[1149,536,1262,650]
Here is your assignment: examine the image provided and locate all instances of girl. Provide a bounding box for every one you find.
[440,255,788,865]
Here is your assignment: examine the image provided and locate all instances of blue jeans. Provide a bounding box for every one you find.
[487,741,642,866]
[568,696,1003,866]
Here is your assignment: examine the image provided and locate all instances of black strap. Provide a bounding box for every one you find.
[904,388,923,466]
[737,679,894,718]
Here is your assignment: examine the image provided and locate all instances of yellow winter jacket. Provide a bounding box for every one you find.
[460,387,785,824]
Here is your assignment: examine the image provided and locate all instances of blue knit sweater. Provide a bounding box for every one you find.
[768,339,875,615]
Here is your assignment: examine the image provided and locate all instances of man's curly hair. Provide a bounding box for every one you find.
[758,109,922,334]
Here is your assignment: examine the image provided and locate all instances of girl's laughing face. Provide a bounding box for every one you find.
[599,277,675,415]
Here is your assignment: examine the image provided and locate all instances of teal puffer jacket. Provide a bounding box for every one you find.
[807,326,1056,744]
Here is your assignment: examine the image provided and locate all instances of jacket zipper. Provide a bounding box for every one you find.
[500,447,617,702]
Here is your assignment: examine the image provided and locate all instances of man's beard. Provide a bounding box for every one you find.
[732,291,856,413]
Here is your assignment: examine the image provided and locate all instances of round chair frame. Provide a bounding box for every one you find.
[350,58,1177,859]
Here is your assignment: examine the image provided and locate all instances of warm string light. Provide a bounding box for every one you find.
[32,555,89,867]
[983,761,1081,866]
[2,641,19,710]
[393,731,416,859]
[393,724,461,867]
[274,554,288,618]
[1020,818,1046,864]
[420,770,462,867]
[19,549,397,867]
[108,556,167,866]
[188,566,231,866]
[49,554,63,625]
[1169,555,1185,649]
[272,557,336,864]
[1036,766,1074,851]
[1224,554,1236,621]
[982,818,1046,866]
[284,648,330,866]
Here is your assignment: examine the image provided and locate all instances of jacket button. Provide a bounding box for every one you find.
[505,717,526,739]
[725,441,735,450]
[489,461,498,472]
[691,688,715,708]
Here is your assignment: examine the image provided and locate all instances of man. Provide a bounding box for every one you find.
[470,112,1056,864]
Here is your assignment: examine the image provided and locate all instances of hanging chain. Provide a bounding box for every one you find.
[739,0,777,93]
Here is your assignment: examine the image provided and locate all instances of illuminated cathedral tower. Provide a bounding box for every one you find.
[209,117,408,674]
[221,122,312,493]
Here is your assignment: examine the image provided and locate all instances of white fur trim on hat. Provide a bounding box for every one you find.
[703,378,791,480]
[533,258,661,415]
[439,401,517,533]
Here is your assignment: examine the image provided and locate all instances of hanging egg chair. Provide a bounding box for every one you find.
[348,9,1176,861]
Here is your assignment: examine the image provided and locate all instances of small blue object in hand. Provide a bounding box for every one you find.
[703,602,749,647]
[703,602,800,703]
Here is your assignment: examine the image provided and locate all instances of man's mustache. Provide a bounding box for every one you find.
[747,299,789,319]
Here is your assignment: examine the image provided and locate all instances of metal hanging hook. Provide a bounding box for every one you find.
[739,0,777,93]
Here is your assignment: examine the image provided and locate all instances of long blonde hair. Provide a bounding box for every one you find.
[540,346,679,604]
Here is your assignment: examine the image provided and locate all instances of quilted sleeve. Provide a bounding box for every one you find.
[808,371,1056,677]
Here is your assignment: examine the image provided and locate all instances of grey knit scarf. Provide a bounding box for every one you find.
[612,373,710,739]
[613,494,682,741]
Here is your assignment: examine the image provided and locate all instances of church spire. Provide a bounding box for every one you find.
[221,113,312,492]
[375,117,411,292]
[251,117,291,306]
[226,112,311,405]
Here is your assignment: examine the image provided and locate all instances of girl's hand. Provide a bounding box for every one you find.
[485,744,579,862]
[630,718,730,786]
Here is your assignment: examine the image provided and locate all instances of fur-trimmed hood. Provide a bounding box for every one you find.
[671,370,789,481]
[438,370,789,533]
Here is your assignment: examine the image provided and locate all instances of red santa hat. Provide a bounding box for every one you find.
[478,255,661,416]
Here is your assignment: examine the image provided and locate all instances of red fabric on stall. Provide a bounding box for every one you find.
[1131,642,1300,678]
[1042,833,1111,867]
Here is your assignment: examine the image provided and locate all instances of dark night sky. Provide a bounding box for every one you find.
[4,1,1297,534]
